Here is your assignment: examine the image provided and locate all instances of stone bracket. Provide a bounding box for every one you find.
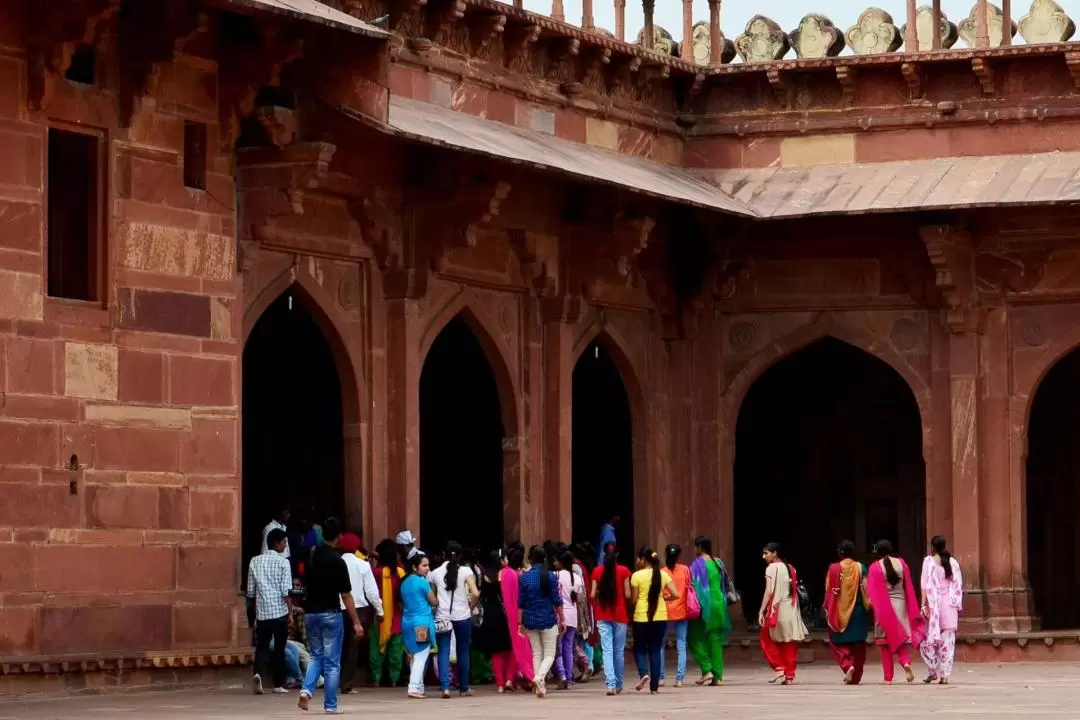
[767,67,789,108]
[503,22,540,69]
[608,55,642,99]
[468,11,506,55]
[389,0,428,32]
[900,62,924,100]
[424,0,466,44]
[118,0,208,126]
[836,66,856,105]
[920,224,983,333]
[1066,50,1080,91]
[971,57,995,96]
[218,21,305,151]
[27,0,122,111]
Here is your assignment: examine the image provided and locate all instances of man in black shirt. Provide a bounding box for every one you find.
[298,518,363,713]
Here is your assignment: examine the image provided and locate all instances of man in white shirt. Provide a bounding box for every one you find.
[247,529,293,695]
[261,505,291,558]
[338,532,382,692]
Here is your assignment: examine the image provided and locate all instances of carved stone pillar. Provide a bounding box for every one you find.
[642,0,655,51]
[384,295,424,540]
[541,301,576,544]
[615,0,626,41]
[681,0,694,62]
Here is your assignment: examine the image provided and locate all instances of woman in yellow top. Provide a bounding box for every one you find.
[630,547,680,694]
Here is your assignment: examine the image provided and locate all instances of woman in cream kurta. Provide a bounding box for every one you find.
[757,543,808,684]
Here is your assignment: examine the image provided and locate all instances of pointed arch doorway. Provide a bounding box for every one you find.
[572,336,636,564]
[733,336,926,626]
[242,288,350,571]
[419,313,513,553]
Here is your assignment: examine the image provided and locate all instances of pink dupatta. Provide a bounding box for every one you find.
[866,558,925,652]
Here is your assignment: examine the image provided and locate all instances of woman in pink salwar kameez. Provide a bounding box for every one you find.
[866,540,925,685]
[919,536,963,684]
[500,545,533,689]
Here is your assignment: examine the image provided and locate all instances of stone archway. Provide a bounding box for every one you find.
[418,301,521,550]
[731,335,927,626]
[240,269,367,574]
[1023,342,1080,630]
[571,325,649,560]
[718,317,932,605]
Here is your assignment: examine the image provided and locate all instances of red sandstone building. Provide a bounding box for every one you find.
[4,0,1080,691]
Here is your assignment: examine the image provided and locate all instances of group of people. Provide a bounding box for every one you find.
[822,535,964,686]
[245,508,964,714]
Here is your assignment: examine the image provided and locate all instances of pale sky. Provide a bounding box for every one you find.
[520,1,986,52]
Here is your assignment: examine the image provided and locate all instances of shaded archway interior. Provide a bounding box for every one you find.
[572,339,634,565]
[242,290,345,573]
[419,315,505,554]
[733,337,925,626]
[1026,347,1080,630]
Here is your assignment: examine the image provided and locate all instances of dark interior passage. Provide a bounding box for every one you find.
[1027,348,1080,630]
[242,291,344,571]
[572,340,634,564]
[733,337,925,627]
[420,315,505,554]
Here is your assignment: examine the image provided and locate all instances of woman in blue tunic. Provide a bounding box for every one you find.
[401,552,438,699]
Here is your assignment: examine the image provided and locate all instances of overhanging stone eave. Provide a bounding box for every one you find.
[212,0,390,39]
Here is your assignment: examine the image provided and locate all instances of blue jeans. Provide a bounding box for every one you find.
[302,612,344,711]
[597,621,626,691]
[660,620,688,682]
[269,637,303,684]
[436,619,473,692]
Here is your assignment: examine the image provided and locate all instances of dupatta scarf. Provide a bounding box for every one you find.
[690,555,732,642]
[866,557,925,652]
[825,559,867,634]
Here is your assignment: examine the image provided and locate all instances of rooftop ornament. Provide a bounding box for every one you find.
[789,13,846,58]
[958,2,1018,47]
[847,8,903,55]
[1018,0,1076,44]
[735,15,790,63]
[901,5,960,50]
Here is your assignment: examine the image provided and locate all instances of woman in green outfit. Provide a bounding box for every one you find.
[688,536,734,686]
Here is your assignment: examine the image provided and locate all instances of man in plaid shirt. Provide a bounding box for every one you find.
[247,528,293,695]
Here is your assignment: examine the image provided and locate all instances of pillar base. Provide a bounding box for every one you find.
[959,587,1036,633]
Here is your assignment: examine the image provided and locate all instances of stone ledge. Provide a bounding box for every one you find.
[0,648,253,675]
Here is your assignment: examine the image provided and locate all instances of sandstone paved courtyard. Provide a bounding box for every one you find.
[4,663,1079,719]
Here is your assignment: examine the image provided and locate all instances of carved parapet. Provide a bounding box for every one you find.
[789,14,845,59]
[846,8,902,55]
[958,3,1018,48]
[503,21,540,70]
[901,6,959,50]
[27,0,122,111]
[735,15,790,63]
[920,225,982,333]
[1018,0,1076,44]
[468,10,507,54]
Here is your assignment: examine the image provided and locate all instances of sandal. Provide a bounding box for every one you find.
[694,672,714,686]
[903,665,915,684]
[768,672,785,684]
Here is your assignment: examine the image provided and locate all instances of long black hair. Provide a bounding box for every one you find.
[598,544,619,606]
[639,546,662,621]
[837,539,856,560]
[695,536,712,556]
[665,543,682,571]
[444,541,463,592]
[530,545,552,597]
[932,535,954,580]
[874,539,901,586]
[558,550,578,603]
[507,545,525,571]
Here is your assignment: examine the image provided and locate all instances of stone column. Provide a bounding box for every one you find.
[681,0,694,62]
[927,317,953,540]
[980,305,1030,630]
[540,300,576,545]
[383,296,424,539]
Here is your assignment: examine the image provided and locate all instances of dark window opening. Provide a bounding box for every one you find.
[47,128,100,302]
[183,122,207,190]
[420,316,505,553]
[572,340,634,565]
[65,46,96,85]
[734,337,925,628]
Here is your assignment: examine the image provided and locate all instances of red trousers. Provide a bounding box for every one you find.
[759,627,798,680]
[879,642,911,683]
[829,642,866,685]
[491,651,514,687]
